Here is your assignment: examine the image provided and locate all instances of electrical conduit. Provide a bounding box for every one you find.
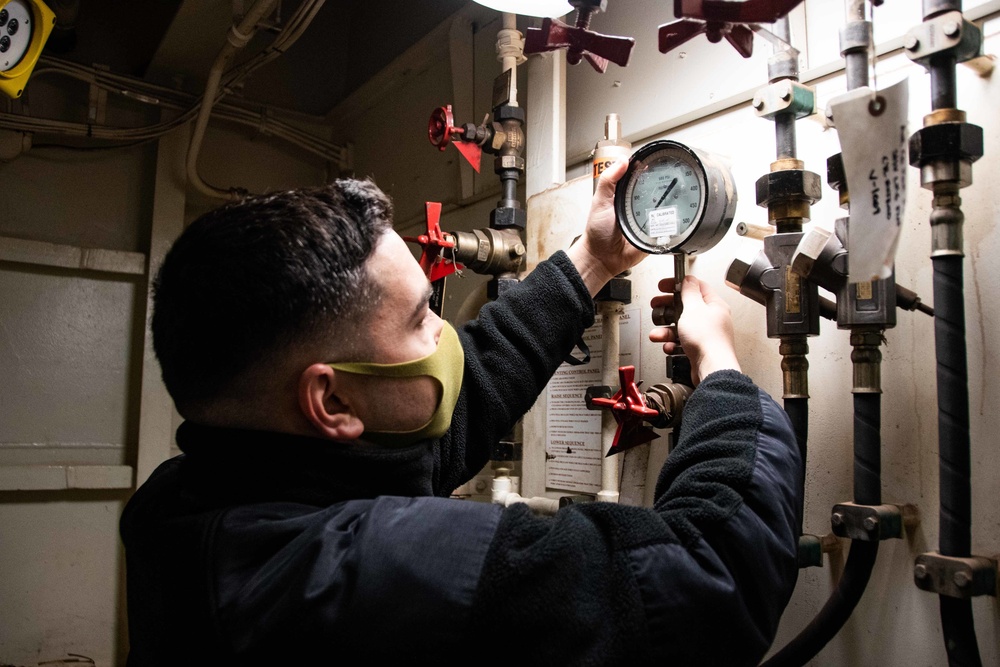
[186,0,280,200]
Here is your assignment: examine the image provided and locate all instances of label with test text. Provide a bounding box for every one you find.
[829,78,909,283]
[647,207,679,238]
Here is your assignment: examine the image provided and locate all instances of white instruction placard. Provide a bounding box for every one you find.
[829,79,909,282]
[545,307,640,493]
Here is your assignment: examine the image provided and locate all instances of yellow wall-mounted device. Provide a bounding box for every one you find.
[0,0,55,99]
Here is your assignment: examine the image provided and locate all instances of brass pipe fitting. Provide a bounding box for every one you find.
[779,336,810,399]
[452,227,526,276]
[850,328,884,394]
[930,183,965,257]
[645,382,694,430]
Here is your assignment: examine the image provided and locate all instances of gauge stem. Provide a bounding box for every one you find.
[672,253,688,350]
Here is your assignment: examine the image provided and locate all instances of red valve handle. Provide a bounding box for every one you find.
[659,0,805,58]
[428,104,482,173]
[402,202,462,283]
[524,17,635,73]
[590,366,661,456]
[428,105,458,150]
[658,19,754,57]
[675,0,805,24]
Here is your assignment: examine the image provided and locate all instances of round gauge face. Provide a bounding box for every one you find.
[630,152,704,246]
[615,141,709,254]
[615,140,737,255]
[0,0,33,73]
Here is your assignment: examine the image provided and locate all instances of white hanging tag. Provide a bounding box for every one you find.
[828,78,909,283]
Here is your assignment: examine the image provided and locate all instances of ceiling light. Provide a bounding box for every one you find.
[471,0,573,18]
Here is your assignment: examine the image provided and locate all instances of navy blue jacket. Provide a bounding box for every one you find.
[121,252,801,665]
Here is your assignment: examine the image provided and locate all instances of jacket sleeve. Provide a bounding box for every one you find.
[640,369,802,664]
[468,370,802,666]
[433,250,595,494]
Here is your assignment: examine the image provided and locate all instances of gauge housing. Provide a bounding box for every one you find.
[614,139,737,254]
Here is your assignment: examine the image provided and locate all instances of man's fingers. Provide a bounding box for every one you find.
[649,294,674,310]
[680,275,707,307]
[596,160,627,198]
[656,277,676,293]
[648,326,675,343]
[698,277,731,311]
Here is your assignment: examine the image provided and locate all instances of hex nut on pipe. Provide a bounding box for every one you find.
[755,169,823,208]
[909,123,984,167]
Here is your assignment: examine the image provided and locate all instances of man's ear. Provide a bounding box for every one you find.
[298,364,365,441]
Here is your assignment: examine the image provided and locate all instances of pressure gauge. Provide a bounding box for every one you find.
[614,140,737,255]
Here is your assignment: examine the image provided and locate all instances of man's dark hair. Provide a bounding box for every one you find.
[151,179,393,412]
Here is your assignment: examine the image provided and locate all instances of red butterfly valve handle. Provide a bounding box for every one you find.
[403,202,463,283]
[588,366,663,456]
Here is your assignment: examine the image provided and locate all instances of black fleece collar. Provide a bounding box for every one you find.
[174,421,439,508]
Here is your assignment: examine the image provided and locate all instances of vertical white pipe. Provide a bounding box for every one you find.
[597,301,623,503]
[521,23,567,501]
[594,114,629,504]
[500,12,520,105]
[525,51,566,197]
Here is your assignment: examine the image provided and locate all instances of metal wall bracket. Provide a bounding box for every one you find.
[584,385,613,410]
[595,276,632,303]
[559,493,596,508]
[830,502,915,541]
[752,79,816,120]
[914,553,998,599]
[903,11,982,67]
[798,533,823,568]
[87,64,110,125]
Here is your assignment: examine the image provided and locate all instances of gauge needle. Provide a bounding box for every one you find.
[655,178,678,207]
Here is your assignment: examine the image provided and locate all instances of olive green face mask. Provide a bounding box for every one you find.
[327,322,465,446]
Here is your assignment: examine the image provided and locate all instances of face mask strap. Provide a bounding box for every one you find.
[327,322,459,379]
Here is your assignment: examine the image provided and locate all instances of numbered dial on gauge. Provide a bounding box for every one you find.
[614,140,737,255]
[630,157,702,240]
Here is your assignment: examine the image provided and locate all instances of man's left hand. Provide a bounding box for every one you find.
[567,160,647,296]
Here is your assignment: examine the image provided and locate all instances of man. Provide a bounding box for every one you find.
[121,163,801,665]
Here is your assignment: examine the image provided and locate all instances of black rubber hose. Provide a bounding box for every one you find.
[933,257,972,557]
[783,397,808,534]
[853,393,881,506]
[761,389,882,666]
[932,255,982,667]
[941,597,981,667]
[761,541,878,667]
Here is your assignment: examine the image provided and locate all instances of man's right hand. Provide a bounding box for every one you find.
[649,275,741,385]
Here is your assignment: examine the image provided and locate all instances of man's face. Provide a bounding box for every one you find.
[335,231,446,434]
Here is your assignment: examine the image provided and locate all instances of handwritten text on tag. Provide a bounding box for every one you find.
[829,78,909,283]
